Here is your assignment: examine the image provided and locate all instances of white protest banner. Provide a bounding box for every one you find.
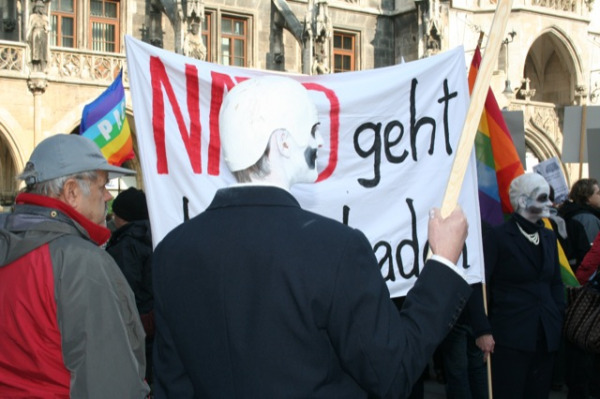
[125,36,484,297]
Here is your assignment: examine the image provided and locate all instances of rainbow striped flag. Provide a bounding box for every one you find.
[542,218,581,289]
[469,47,579,289]
[80,69,134,166]
[469,46,524,227]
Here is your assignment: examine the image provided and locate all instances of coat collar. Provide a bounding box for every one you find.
[208,185,301,210]
[14,193,111,246]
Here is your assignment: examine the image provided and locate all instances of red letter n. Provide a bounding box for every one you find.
[207,72,248,176]
[150,56,201,174]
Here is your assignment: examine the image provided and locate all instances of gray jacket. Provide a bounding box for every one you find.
[0,202,150,398]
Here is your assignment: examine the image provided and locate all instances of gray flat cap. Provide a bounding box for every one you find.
[19,134,135,185]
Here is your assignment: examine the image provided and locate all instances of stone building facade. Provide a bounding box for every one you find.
[1,0,600,209]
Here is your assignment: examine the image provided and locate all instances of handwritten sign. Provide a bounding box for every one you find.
[125,36,484,297]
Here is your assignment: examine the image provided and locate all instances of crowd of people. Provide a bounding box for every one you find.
[395,173,600,399]
[0,75,599,398]
[421,175,600,399]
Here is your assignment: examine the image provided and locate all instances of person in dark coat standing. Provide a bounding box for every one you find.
[559,178,600,250]
[557,178,600,398]
[106,187,154,383]
[152,75,473,398]
[470,173,565,399]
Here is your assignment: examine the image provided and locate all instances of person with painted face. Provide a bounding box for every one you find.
[469,173,565,399]
[151,75,472,398]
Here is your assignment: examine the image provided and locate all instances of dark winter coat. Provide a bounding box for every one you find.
[0,193,149,398]
[106,220,153,315]
[557,200,597,269]
[152,185,471,399]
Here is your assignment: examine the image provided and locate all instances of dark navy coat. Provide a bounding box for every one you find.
[152,186,471,398]
[470,214,565,352]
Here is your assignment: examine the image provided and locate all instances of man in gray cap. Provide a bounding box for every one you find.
[0,134,150,398]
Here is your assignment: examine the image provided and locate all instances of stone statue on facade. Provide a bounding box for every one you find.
[268,0,332,74]
[311,0,332,74]
[425,22,441,58]
[158,0,206,56]
[418,0,443,59]
[27,0,49,73]
[183,22,206,60]
[314,0,331,43]
[179,0,206,60]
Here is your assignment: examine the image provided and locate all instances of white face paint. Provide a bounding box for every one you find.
[510,173,553,223]
[521,186,553,222]
[288,122,324,184]
[511,174,555,223]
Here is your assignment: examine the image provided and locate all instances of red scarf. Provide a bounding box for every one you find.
[15,193,111,246]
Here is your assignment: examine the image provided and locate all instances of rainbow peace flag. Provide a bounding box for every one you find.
[80,69,134,166]
[469,46,524,227]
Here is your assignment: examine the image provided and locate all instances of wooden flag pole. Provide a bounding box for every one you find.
[475,27,497,399]
[482,281,493,399]
[438,0,513,218]
[438,2,513,399]
[477,31,485,49]
[578,104,588,180]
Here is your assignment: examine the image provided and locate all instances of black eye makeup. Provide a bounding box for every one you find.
[311,123,320,138]
[536,194,548,202]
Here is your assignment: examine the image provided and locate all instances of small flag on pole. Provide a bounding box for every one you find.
[80,69,134,166]
[469,46,524,226]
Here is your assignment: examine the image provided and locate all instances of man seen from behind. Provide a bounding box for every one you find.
[152,76,472,398]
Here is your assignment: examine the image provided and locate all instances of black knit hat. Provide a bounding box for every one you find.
[112,187,148,222]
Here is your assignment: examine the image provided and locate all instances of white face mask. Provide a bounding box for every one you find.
[519,185,553,222]
[287,123,324,185]
[510,173,555,223]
